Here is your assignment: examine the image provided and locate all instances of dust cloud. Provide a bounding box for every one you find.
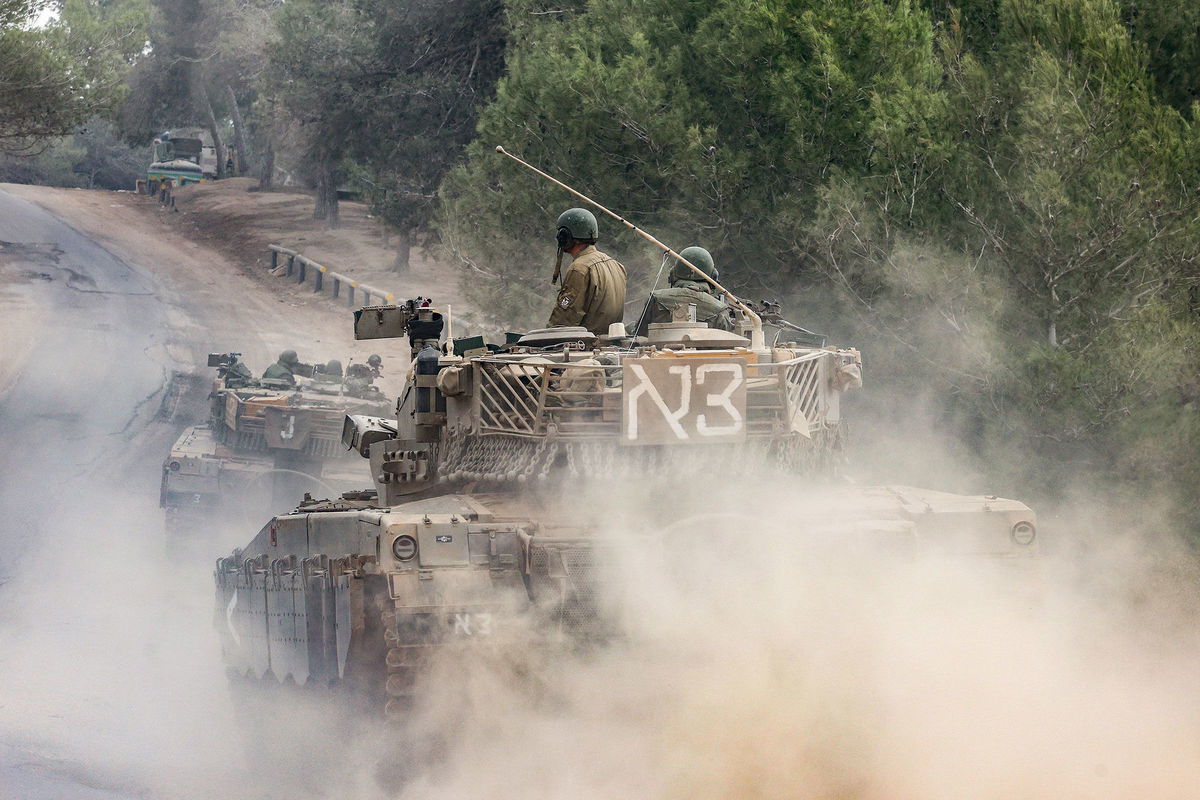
[1,324,1197,799]
[389,475,1200,800]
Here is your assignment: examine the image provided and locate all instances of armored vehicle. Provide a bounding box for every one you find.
[161,353,390,534]
[214,300,1038,716]
[146,128,219,193]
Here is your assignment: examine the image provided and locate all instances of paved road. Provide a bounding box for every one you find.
[0,189,357,799]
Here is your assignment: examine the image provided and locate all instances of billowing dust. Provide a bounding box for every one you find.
[2,458,1199,799]
[391,481,1200,800]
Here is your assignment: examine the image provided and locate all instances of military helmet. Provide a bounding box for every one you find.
[367,354,382,367]
[279,349,299,366]
[670,246,718,286]
[325,359,343,374]
[556,208,599,246]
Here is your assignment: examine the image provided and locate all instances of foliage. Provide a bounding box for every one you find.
[441,0,949,322]
[0,0,147,155]
[265,0,506,241]
[0,117,150,187]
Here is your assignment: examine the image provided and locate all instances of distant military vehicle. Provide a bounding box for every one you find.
[214,298,1039,717]
[146,128,220,194]
[160,352,389,534]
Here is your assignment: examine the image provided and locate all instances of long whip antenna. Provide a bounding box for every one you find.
[494,145,764,348]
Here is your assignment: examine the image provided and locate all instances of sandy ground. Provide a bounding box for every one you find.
[0,183,410,394]
[141,178,472,318]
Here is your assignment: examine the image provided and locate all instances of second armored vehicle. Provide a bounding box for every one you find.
[161,353,390,534]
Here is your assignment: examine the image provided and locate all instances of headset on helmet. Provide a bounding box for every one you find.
[552,208,599,284]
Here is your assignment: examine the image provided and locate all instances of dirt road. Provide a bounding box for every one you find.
[0,185,396,798]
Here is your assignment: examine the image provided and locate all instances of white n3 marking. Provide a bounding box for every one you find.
[695,363,745,436]
[626,363,692,440]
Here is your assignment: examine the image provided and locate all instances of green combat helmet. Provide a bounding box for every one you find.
[280,349,299,367]
[553,208,600,284]
[670,246,718,289]
[556,208,599,243]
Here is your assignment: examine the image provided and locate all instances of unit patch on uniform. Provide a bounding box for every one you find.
[435,534,453,543]
[558,293,574,309]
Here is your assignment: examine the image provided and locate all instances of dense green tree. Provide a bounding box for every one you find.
[441,0,947,324]
[1,0,146,154]
[353,0,506,269]
[1119,0,1200,117]
[267,0,374,223]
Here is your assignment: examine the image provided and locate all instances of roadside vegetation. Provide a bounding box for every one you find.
[2,0,1197,535]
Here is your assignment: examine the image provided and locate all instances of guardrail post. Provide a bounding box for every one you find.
[314,269,323,293]
[286,254,295,277]
[347,285,355,306]
[332,277,340,299]
[270,249,278,271]
[298,259,306,284]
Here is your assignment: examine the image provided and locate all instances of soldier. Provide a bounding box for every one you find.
[634,246,732,335]
[315,359,343,383]
[345,356,380,396]
[547,208,627,336]
[262,349,302,385]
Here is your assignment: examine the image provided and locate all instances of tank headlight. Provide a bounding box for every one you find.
[168,461,181,471]
[1011,521,1036,546]
[392,534,417,561]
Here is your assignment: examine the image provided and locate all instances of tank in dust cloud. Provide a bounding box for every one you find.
[213,298,1039,718]
[160,352,391,534]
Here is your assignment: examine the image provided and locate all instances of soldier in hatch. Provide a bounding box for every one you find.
[314,359,343,384]
[261,349,302,386]
[345,355,382,396]
[547,208,627,336]
[633,246,733,335]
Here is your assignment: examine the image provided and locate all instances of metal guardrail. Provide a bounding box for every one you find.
[268,244,395,307]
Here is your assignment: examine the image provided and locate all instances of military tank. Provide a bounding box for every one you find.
[160,352,391,534]
[213,298,1039,717]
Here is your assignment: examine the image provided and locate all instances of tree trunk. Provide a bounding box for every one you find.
[259,135,275,190]
[314,168,327,219]
[391,227,413,273]
[225,84,249,175]
[325,179,340,227]
[199,85,227,179]
[313,161,340,227]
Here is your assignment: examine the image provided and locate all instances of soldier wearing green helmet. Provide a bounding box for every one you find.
[262,349,302,385]
[547,207,627,336]
[634,246,733,335]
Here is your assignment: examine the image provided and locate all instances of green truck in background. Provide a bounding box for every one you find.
[146,127,219,193]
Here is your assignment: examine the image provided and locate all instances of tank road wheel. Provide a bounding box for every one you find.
[380,610,435,720]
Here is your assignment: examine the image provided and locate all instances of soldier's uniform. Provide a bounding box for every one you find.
[634,246,732,335]
[261,361,295,385]
[262,349,301,386]
[548,244,627,336]
[643,279,732,331]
